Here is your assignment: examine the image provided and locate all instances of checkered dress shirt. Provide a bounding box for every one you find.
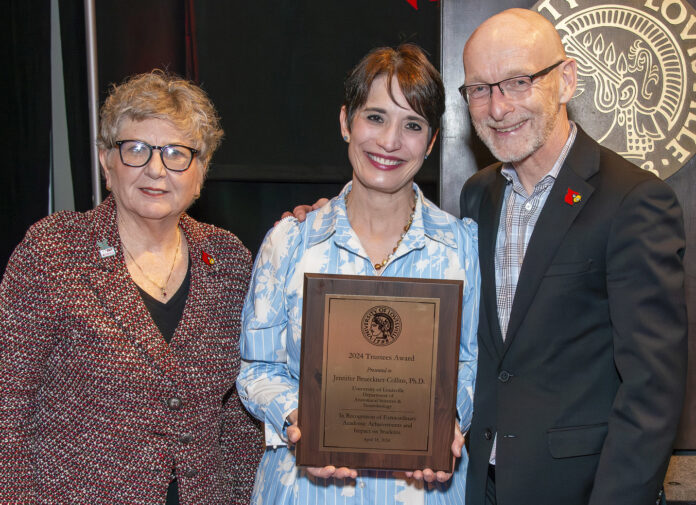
[495,121,578,339]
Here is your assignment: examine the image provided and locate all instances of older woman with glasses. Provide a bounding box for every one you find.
[0,70,261,504]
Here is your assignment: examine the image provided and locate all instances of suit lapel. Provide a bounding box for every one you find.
[85,197,181,382]
[478,168,507,358]
[502,128,599,355]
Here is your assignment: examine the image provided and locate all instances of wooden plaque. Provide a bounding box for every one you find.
[296,273,463,472]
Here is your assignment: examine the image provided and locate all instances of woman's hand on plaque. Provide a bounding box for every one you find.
[285,409,358,480]
[404,423,465,483]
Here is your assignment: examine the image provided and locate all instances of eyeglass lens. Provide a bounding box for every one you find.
[466,77,533,102]
[462,60,564,104]
[118,140,194,171]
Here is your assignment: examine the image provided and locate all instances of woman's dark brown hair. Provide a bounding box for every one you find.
[343,44,445,132]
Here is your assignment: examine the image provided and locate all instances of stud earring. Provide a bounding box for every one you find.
[343,135,350,142]
[424,154,429,160]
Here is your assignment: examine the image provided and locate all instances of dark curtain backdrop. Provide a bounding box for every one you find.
[60,1,94,214]
[1,0,51,279]
[96,0,187,103]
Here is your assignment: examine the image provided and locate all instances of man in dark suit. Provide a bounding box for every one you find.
[459,8,687,505]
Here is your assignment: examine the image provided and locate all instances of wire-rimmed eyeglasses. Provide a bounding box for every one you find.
[459,60,565,105]
[115,140,199,172]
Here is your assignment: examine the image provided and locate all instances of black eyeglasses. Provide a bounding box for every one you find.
[459,60,565,105]
[115,140,198,172]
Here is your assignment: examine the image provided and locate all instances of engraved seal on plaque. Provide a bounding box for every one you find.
[531,0,696,179]
[361,305,403,346]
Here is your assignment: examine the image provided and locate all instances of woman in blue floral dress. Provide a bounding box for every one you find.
[237,44,480,505]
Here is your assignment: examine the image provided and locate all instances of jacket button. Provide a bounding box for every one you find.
[167,397,182,411]
[484,429,493,440]
[179,433,193,444]
[181,468,198,478]
[498,370,511,383]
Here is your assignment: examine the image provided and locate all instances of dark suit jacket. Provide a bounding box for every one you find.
[460,127,687,505]
[0,196,263,504]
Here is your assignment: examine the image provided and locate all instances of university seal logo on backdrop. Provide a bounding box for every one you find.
[361,306,403,346]
[531,0,696,179]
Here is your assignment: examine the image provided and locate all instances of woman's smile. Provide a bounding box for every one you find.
[365,152,405,170]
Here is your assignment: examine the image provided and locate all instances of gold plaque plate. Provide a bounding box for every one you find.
[321,295,439,454]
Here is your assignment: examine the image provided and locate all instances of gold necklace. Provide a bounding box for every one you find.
[122,229,181,298]
[345,191,417,271]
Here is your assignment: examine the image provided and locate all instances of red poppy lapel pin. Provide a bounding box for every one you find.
[201,251,216,265]
[564,188,582,206]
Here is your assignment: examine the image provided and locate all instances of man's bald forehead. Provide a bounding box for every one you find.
[464,8,565,61]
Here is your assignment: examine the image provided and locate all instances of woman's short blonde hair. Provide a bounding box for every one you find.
[98,70,223,170]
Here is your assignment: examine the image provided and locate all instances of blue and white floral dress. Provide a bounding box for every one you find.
[237,183,480,505]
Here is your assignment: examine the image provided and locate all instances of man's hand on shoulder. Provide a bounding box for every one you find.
[275,198,330,225]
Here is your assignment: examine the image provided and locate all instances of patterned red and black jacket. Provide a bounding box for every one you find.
[0,196,263,504]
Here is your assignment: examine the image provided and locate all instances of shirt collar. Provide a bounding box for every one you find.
[501,120,578,186]
[306,182,458,251]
